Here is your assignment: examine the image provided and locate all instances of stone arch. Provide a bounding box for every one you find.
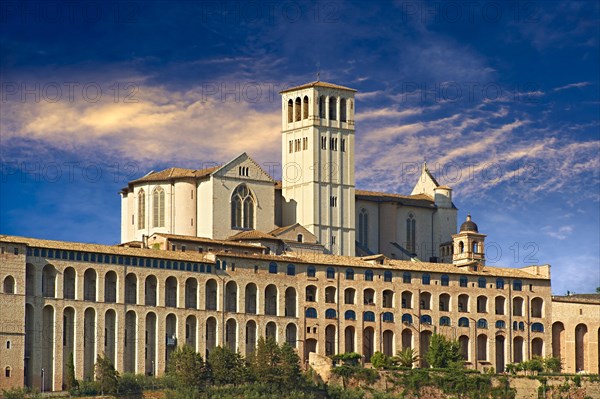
[344,326,355,353]
[575,323,588,372]
[264,284,278,315]
[382,289,394,308]
[42,305,55,390]
[26,263,35,296]
[402,328,413,350]
[363,326,374,362]
[458,294,469,312]
[206,317,217,357]
[62,307,76,388]
[513,336,524,363]
[552,322,565,361]
[104,309,116,367]
[185,277,198,309]
[63,267,76,299]
[145,312,157,376]
[165,276,178,307]
[495,296,505,315]
[83,307,96,380]
[205,279,217,310]
[531,297,544,318]
[245,283,257,313]
[459,335,470,361]
[285,287,296,317]
[104,270,117,303]
[439,293,450,311]
[84,268,97,301]
[286,323,297,347]
[495,335,505,372]
[305,285,317,302]
[3,275,15,294]
[125,273,137,304]
[383,330,394,356]
[165,313,177,365]
[246,320,257,356]
[185,315,197,350]
[326,325,336,356]
[124,310,137,373]
[477,334,488,361]
[266,321,277,341]
[401,290,412,309]
[226,318,237,351]
[145,275,157,306]
[512,297,524,316]
[225,281,238,312]
[42,264,57,298]
[532,337,543,357]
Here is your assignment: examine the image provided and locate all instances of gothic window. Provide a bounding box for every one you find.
[358,208,368,246]
[406,214,416,253]
[138,189,145,229]
[231,184,255,229]
[321,136,327,149]
[152,187,165,228]
[341,139,346,152]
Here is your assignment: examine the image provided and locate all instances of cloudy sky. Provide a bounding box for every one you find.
[1,0,598,295]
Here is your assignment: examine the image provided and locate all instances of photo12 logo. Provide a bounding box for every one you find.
[1,82,140,103]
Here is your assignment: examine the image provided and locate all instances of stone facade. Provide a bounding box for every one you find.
[0,234,562,392]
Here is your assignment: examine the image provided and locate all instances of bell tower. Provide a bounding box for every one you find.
[452,214,486,266]
[280,81,356,256]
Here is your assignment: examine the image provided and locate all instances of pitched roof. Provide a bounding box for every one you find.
[131,166,219,184]
[280,81,357,93]
[355,189,436,208]
[151,233,264,249]
[552,294,600,304]
[269,224,301,236]
[228,230,280,241]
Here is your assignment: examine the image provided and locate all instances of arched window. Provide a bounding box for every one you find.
[319,96,326,118]
[406,214,416,253]
[303,96,309,119]
[518,322,525,331]
[478,277,486,288]
[513,280,522,291]
[441,274,449,286]
[287,99,293,123]
[422,273,430,285]
[307,266,316,278]
[325,309,337,319]
[364,311,375,322]
[477,319,488,329]
[305,308,317,318]
[365,270,374,281]
[294,97,301,121]
[328,96,337,120]
[440,316,451,326]
[402,314,413,324]
[344,310,356,320]
[5,367,10,378]
[496,278,504,289]
[269,262,278,274]
[137,189,145,229]
[287,264,296,276]
[403,272,411,283]
[496,320,506,329]
[3,276,15,294]
[531,323,544,332]
[458,317,469,327]
[459,276,468,287]
[383,312,394,322]
[358,208,368,246]
[346,268,354,280]
[326,267,335,279]
[231,184,255,229]
[473,241,479,253]
[152,187,165,228]
[340,98,347,122]
[384,271,392,282]
[297,234,303,243]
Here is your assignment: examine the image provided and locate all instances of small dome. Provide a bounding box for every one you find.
[460,214,479,232]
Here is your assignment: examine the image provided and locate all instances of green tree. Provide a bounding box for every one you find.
[64,352,78,391]
[370,351,392,369]
[165,345,210,391]
[425,334,463,369]
[248,337,303,387]
[95,353,119,395]
[544,356,562,373]
[397,347,419,369]
[208,346,248,386]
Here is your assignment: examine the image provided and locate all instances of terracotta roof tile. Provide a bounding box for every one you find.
[131,166,219,184]
[228,230,279,241]
[152,233,264,249]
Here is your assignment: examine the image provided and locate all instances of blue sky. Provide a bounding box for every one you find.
[1,0,598,295]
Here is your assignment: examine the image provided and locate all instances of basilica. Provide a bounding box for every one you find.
[0,81,598,392]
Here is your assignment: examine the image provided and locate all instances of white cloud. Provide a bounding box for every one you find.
[553,81,592,91]
[542,225,574,240]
